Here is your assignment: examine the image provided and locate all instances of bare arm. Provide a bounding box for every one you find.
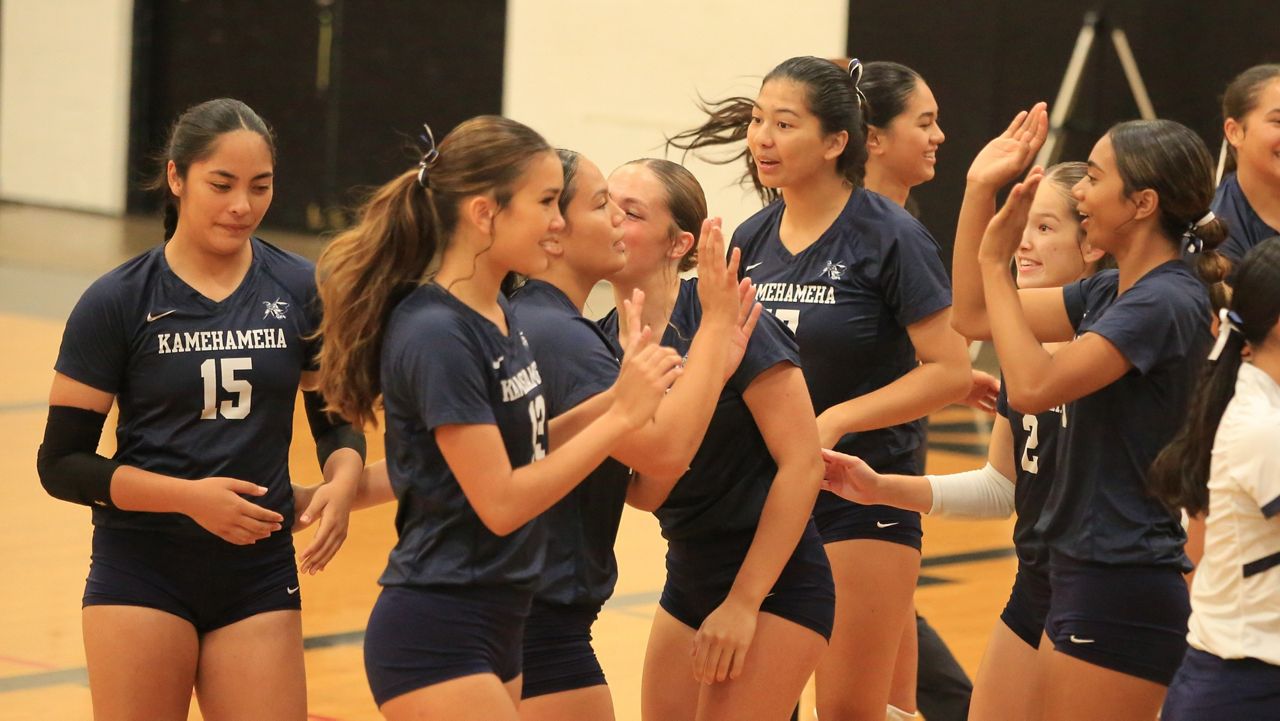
[951,103,1073,343]
[438,344,682,536]
[820,412,1018,514]
[816,307,971,449]
[691,363,823,683]
[47,372,283,544]
[979,173,1131,414]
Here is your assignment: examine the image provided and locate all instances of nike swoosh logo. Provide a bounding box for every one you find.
[286,586,300,595]
[1069,635,1095,644]
[146,310,177,322]
[876,521,899,528]
[745,262,764,272]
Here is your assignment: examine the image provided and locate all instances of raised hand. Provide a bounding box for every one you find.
[695,217,745,328]
[819,449,885,505]
[692,596,758,684]
[723,279,764,381]
[185,477,284,545]
[979,167,1045,266]
[966,102,1049,190]
[610,339,684,429]
[618,288,649,355]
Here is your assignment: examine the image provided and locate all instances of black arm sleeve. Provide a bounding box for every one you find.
[303,390,367,469]
[36,406,119,508]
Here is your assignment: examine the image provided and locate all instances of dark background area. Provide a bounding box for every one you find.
[849,1,1279,264]
[126,0,507,232]
[122,1,1277,243]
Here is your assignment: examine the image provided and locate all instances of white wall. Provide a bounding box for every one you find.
[0,0,134,215]
[505,0,849,235]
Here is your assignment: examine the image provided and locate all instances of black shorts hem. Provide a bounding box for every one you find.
[1052,639,1177,686]
[813,500,923,550]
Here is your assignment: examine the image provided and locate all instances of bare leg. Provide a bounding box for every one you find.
[82,605,199,721]
[640,606,702,721]
[195,609,306,721]
[520,684,615,721]
[695,612,826,721]
[968,621,1041,721]
[381,673,521,721]
[815,539,921,721]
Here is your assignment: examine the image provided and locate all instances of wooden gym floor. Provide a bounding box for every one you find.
[0,202,1015,720]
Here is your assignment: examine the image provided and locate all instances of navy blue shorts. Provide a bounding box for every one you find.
[521,600,606,699]
[813,491,923,550]
[364,584,533,707]
[1045,553,1190,685]
[1162,647,1280,721]
[660,520,835,640]
[82,525,299,634]
[999,560,1052,649]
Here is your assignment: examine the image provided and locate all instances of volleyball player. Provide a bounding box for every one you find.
[669,56,973,721]
[1213,65,1280,266]
[949,118,1229,720]
[605,157,835,721]
[36,98,366,721]
[314,116,681,721]
[824,104,1112,721]
[508,149,759,721]
[1152,236,1280,720]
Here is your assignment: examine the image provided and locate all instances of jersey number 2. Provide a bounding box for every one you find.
[528,395,547,460]
[200,357,252,420]
[1020,415,1040,474]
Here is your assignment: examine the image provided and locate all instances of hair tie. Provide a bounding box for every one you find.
[1182,210,1216,254]
[847,58,868,113]
[416,123,440,189]
[1207,306,1244,362]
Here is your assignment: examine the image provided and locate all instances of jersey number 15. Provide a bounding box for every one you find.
[200,357,252,420]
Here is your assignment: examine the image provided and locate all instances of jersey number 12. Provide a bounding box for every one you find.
[528,395,547,460]
[200,357,252,420]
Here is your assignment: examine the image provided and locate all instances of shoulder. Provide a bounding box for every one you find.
[731,200,784,244]
[253,238,317,297]
[388,286,474,345]
[75,246,164,315]
[1137,263,1209,313]
[857,191,939,247]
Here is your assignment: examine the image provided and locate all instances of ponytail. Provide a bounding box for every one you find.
[315,115,553,427]
[668,56,867,205]
[315,171,440,428]
[1149,236,1280,514]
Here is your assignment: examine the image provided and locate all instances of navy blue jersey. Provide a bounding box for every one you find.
[54,238,320,538]
[508,279,631,606]
[600,279,800,541]
[996,380,1060,569]
[1035,263,1211,569]
[1212,172,1278,267]
[379,284,549,589]
[731,189,952,477]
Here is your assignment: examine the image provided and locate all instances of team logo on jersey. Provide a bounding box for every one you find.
[822,260,847,280]
[262,298,289,320]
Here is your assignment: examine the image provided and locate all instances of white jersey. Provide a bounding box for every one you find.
[1187,362,1280,665]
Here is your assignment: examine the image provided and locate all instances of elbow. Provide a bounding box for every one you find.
[950,315,990,342]
[1006,386,1054,416]
[626,476,676,513]
[473,503,526,538]
[628,456,689,483]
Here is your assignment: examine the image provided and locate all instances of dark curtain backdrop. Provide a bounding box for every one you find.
[127,0,506,232]
[849,1,1279,264]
